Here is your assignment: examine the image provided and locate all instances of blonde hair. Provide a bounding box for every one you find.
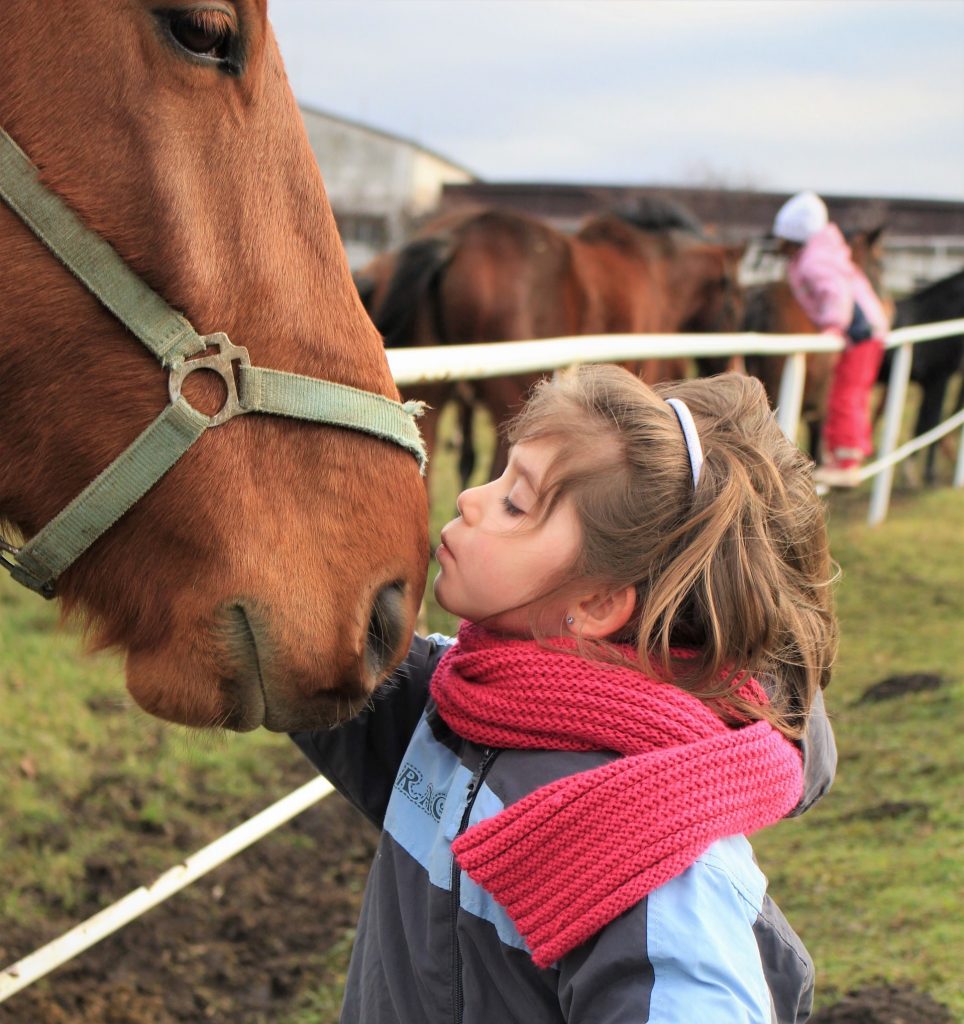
[507,364,838,739]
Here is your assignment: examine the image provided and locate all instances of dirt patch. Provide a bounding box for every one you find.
[839,800,930,824]
[0,769,377,1024]
[857,673,945,704]
[0,768,954,1024]
[812,984,955,1023]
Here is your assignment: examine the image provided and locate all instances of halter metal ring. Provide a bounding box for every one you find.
[168,332,251,426]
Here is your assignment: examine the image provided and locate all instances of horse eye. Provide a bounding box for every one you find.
[166,7,235,60]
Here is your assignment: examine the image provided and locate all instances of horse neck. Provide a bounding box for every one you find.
[661,242,724,329]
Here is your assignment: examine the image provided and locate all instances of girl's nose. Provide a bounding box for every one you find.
[455,486,479,523]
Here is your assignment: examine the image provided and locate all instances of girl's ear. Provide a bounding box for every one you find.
[567,585,637,639]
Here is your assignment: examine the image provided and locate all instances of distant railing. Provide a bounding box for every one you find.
[2,318,961,1006]
[388,317,964,526]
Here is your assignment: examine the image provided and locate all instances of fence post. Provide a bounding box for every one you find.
[775,352,807,443]
[868,342,913,527]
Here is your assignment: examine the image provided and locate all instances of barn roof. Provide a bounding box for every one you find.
[438,182,964,240]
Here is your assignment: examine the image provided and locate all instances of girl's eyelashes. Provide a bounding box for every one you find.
[502,495,525,517]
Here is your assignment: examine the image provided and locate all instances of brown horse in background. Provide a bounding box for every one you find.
[362,199,745,486]
[0,1,428,732]
[743,226,888,461]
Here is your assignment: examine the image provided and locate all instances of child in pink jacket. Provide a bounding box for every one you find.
[772,191,889,486]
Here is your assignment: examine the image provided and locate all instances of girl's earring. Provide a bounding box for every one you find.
[565,615,574,626]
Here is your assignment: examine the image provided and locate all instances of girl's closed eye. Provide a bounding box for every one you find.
[502,495,525,516]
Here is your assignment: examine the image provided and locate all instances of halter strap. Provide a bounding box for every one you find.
[0,127,206,367]
[0,126,426,598]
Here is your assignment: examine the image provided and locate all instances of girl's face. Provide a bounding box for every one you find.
[434,438,582,635]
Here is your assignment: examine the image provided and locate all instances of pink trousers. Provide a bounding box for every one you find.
[821,337,886,461]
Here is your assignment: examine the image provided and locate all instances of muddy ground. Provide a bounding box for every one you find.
[0,673,954,1022]
[0,759,377,1024]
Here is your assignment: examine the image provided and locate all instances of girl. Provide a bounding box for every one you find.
[293,365,838,1023]
[772,189,890,487]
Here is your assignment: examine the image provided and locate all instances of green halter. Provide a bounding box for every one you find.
[0,127,426,599]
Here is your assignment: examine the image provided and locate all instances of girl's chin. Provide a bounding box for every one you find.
[431,574,459,618]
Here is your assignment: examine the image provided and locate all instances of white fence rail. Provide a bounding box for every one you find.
[0,778,334,1003]
[2,318,962,1005]
[386,318,964,385]
[387,318,964,526]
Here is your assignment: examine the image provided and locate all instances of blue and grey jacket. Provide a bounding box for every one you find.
[293,634,837,1024]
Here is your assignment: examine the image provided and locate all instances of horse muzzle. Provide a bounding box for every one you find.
[212,583,413,733]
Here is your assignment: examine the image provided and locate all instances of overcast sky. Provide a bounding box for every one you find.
[269,0,964,201]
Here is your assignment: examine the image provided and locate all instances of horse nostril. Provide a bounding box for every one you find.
[365,581,406,679]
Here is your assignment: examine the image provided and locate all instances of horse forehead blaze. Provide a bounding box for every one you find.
[0,0,430,731]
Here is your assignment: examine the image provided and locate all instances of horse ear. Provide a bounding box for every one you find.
[866,224,886,247]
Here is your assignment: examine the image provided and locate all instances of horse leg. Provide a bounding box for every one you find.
[695,355,742,377]
[807,351,839,460]
[638,360,664,385]
[915,377,949,485]
[726,354,747,375]
[456,384,477,490]
[476,374,534,481]
[809,419,823,465]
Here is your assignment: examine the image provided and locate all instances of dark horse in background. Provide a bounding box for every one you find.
[357,198,745,489]
[881,269,964,483]
[743,226,888,463]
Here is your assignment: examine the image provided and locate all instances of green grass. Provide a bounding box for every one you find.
[752,483,964,1016]
[1,398,962,1020]
[0,579,299,923]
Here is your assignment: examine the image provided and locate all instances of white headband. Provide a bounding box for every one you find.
[665,398,704,488]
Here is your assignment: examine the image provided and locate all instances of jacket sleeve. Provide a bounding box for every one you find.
[290,633,452,829]
[793,247,854,330]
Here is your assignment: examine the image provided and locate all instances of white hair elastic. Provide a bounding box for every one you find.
[665,398,704,488]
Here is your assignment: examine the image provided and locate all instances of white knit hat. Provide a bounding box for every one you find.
[772,190,828,243]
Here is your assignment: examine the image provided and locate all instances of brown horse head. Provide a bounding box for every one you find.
[0,2,429,731]
[671,239,748,335]
[592,204,747,336]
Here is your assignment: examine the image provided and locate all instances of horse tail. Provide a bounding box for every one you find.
[374,236,452,348]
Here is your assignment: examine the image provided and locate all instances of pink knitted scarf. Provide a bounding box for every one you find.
[430,622,803,968]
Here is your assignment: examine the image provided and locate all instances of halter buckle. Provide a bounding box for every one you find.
[0,538,55,599]
[168,333,251,426]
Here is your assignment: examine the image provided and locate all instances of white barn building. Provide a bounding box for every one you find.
[299,106,476,270]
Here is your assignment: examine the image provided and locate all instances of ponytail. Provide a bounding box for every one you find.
[508,367,837,739]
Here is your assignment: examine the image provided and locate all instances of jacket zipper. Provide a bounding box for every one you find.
[451,746,499,1024]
